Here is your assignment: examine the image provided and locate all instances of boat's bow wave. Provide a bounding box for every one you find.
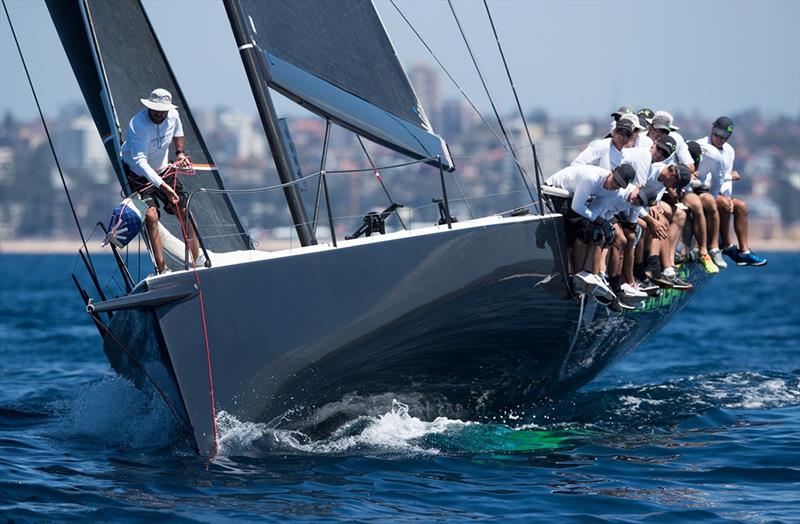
[48,366,799,458]
[210,369,800,458]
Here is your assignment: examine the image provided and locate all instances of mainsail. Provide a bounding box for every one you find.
[46,0,251,255]
[229,0,454,171]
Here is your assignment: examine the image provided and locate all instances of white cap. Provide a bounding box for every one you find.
[140,88,177,111]
[654,110,679,131]
[620,113,645,131]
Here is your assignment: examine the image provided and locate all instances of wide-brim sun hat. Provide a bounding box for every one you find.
[140,88,177,111]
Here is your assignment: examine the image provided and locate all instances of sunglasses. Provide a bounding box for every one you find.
[615,128,633,138]
[712,131,729,140]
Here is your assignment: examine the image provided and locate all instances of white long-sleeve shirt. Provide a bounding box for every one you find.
[121,108,184,187]
[620,161,671,221]
[634,133,653,150]
[571,138,623,171]
[602,148,653,223]
[695,136,735,196]
[669,131,695,167]
[546,165,624,221]
[621,147,652,187]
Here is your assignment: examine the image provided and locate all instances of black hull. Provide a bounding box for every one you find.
[102,215,711,455]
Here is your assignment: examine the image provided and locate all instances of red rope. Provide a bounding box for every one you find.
[171,164,219,455]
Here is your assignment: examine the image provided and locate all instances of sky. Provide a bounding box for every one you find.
[1,0,799,124]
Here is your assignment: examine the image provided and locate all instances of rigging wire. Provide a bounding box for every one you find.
[2,0,95,268]
[356,136,407,230]
[446,0,537,209]
[388,0,532,181]
[482,0,544,215]
[448,171,475,220]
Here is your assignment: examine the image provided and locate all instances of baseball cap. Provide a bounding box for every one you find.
[651,114,672,132]
[140,88,177,111]
[612,163,636,188]
[615,117,635,135]
[620,113,645,131]
[637,108,655,124]
[712,116,734,139]
[653,110,679,131]
[675,163,692,189]
[611,106,634,118]
[687,141,702,165]
[656,135,677,157]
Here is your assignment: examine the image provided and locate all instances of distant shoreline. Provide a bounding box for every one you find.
[1,237,798,254]
[0,238,296,254]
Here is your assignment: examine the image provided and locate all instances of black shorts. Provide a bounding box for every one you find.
[550,195,582,246]
[576,218,599,245]
[661,189,681,207]
[123,163,188,218]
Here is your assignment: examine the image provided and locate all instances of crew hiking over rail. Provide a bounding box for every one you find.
[543,107,767,311]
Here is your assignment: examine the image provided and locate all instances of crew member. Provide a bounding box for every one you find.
[545,163,635,302]
[121,88,200,274]
[697,117,767,266]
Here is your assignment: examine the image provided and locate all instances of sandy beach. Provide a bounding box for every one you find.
[1,236,798,254]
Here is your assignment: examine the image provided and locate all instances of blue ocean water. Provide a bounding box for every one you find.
[1,252,798,523]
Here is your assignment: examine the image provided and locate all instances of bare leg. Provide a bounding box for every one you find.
[595,245,608,275]
[646,231,659,267]
[682,215,693,254]
[682,193,708,255]
[666,205,686,267]
[573,239,588,274]
[145,207,165,273]
[608,223,625,278]
[699,192,720,251]
[636,232,646,265]
[733,198,750,252]
[622,228,637,285]
[717,195,734,248]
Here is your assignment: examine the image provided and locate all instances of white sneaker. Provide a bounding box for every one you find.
[621,282,648,299]
[709,248,728,269]
[573,271,593,294]
[194,253,207,267]
[612,292,637,310]
[587,274,615,302]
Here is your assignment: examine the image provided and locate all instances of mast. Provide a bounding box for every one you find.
[223,0,316,247]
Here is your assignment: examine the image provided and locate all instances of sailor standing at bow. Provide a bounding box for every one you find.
[121,88,200,274]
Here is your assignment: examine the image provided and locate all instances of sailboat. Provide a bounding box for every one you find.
[39,0,711,455]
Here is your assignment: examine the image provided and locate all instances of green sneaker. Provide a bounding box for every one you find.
[699,253,719,274]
